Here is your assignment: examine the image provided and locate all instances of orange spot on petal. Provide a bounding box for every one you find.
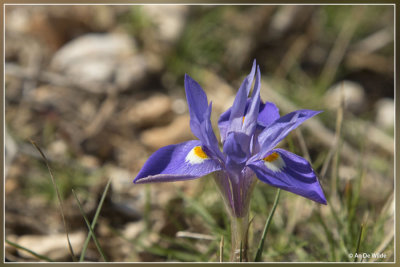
[263,152,279,162]
[194,146,208,159]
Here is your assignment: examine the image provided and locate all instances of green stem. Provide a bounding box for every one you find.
[254,188,281,262]
[230,214,249,262]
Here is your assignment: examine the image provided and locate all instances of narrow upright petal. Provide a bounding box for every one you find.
[184,74,209,139]
[228,60,256,133]
[134,140,222,184]
[242,65,261,137]
[200,102,225,161]
[185,75,224,161]
[247,148,327,204]
[256,109,322,158]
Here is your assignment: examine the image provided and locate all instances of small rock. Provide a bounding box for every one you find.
[50,33,138,92]
[5,127,18,177]
[140,115,193,150]
[107,166,132,194]
[142,6,188,45]
[375,98,394,130]
[80,154,100,170]
[16,232,85,261]
[47,139,68,160]
[115,55,148,90]
[171,98,187,115]
[122,221,145,240]
[125,94,173,128]
[324,80,366,113]
[51,33,136,68]
[5,7,31,34]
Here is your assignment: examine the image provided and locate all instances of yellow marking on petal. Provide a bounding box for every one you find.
[194,146,208,159]
[242,116,245,124]
[263,152,285,172]
[186,146,209,165]
[263,152,279,162]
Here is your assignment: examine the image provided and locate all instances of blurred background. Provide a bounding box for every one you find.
[5,5,394,262]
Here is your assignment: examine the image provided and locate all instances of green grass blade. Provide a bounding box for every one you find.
[254,188,281,262]
[316,210,337,261]
[72,189,108,262]
[30,139,76,261]
[354,224,364,262]
[5,239,55,262]
[79,178,112,262]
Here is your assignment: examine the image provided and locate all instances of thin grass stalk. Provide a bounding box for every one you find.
[254,188,281,262]
[354,224,364,262]
[316,210,337,261]
[239,241,242,262]
[30,139,76,261]
[72,189,108,262]
[144,184,151,232]
[331,85,344,200]
[5,239,55,262]
[79,178,112,262]
[219,235,224,262]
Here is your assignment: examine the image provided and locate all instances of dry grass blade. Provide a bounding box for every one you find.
[5,239,55,262]
[320,82,344,198]
[29,139,76,262]
[176,231,216,241]
[295,128,311,162]
[319,6,365,88]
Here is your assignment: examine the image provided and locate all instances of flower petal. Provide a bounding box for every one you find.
[257,101,280,127]
[223,131,250,164]
[200,102,225,161]
[227,59,256,133]
[243,65,261,136]
[134,140,222,184]
[247,149,327,204]
[256,109,322,158]
[184,74,209,139]
[185,75,224,161]
[218,99,277,145]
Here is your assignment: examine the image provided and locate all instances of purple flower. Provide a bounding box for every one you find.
[134,60,326,218]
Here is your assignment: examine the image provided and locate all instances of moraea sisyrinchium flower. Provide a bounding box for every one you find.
[133,60,326,260]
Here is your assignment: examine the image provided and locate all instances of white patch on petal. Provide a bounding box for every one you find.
[263,153,285,172]
[185,146,209,165]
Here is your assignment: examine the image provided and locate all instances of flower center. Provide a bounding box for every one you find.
[263,152,279,162]
[194,146,208,159]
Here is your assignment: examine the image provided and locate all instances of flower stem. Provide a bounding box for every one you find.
[254,188,281,262]
[230,214,249,262]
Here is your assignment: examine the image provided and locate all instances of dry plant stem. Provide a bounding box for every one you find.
[30,139,76,261]
[330,87,344,200]
[220,235,224,262]
[319,6,364,88]
[230,214,250,262]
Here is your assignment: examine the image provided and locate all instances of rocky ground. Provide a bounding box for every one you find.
[4,5,394,262]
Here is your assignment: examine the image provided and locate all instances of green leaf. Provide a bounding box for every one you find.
[79,178,111,261]
[72,189,108,262]
[254,188,281,262]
